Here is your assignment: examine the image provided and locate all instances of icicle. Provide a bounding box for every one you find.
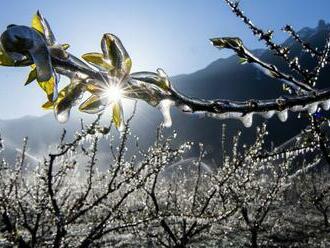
[259,110,275,119]
[55,109,70,123]
[321,99,330,111]
[158,99,174,128]
[240,113,253,128]
[307,103,318,114]
[277,110,288,122]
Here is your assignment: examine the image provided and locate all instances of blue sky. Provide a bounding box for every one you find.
[0,0,329,119]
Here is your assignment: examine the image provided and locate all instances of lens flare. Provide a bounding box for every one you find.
[104,85,123,103]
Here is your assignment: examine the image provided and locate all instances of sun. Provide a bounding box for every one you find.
[104,85,123,103]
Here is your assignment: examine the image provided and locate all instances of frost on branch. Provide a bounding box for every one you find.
[0,117,328,247]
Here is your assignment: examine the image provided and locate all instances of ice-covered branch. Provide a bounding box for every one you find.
[283,24,330,64]
[1,11,330,129]
[169,86,330,127]
[210,37,313,92]
[223,0,311,82]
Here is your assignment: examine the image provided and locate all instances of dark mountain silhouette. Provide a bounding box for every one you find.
[0,20,329,164]
[159,20,330,159]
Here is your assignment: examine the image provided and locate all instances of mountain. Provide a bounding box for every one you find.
[0,20,329,165]
[159,20,330,157]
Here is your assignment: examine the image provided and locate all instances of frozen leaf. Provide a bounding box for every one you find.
[0,46,15,66]
[38,74,58,102]
[29,44,54,82]
[31,11,58,47]
[43,81,85,123]
[156,68,171,90]
[210,37,243,50]
[112,102,123,129]
[101,33,132,73]
[41,101,53,109]
[85,83,102,95]
[79,95,105,114]
[82,52,113,71]
[2,23,55,82]
[25,64,37,85]
[31,12,44,34]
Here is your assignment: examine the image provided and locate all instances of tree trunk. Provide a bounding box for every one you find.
[323,211,329,228]
[251,229,258,248]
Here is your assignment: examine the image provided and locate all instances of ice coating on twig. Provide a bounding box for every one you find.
[158,99,174,128]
